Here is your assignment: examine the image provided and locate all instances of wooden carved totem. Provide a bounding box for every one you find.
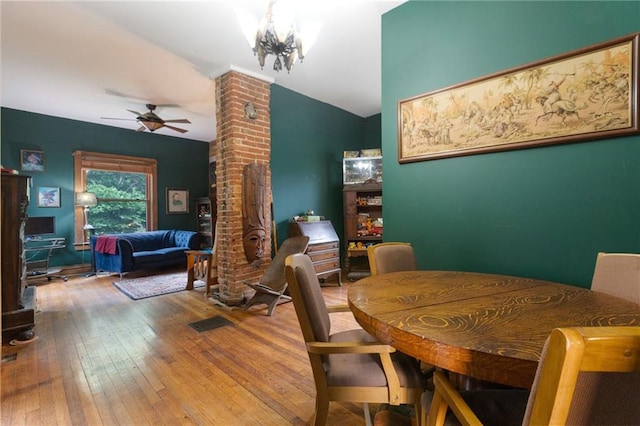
[242,163,267,265]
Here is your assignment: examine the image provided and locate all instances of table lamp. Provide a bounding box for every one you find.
[75,192,97,241]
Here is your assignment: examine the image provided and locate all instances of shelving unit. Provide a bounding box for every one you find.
[343,181,383,281]
[196,197,214,248]
[24,237,67,281]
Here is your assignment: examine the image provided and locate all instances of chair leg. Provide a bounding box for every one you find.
[205,276,218,297]
[266,294,291,316]
[363,403,372,426]
[243,293,278,312]
[313,394,330,426]
[266,298,280,316]
[415,394,423,426]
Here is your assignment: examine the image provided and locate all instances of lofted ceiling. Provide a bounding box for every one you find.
[1,1,406,142]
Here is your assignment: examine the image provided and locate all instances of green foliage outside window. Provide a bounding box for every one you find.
[86,170,148,234]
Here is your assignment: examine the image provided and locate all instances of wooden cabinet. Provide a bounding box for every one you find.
[289,220,342,286]
[343,182,383,280]
[1,174,36,342]
[196,197,214,248]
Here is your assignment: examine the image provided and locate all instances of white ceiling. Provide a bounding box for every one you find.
[1,0,406,142]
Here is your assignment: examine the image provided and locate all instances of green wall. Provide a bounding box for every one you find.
[270,84,367,247]
[381,1,640,287]
[1,108,210,266]
[2,86,377,266]
[364,114,382,149]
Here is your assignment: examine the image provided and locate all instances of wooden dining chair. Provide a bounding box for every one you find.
[186,221,220,297]
[424,326,640,426]
[368,242,435,377]
[285,253,424,426]
[367,242,417,275]
[590,252,640,304]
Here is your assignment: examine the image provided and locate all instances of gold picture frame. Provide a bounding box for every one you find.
[398,32,639,163]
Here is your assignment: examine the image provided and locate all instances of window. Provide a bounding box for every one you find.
[73,151,157,244]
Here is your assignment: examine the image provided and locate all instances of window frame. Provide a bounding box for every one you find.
[73,151,158,246]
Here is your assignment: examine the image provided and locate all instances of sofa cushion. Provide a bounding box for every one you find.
[133,247,188,264]
[120,230,174,251]
[174,230,199,248]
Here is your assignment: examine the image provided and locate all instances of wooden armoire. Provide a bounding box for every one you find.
[1,174,36,342]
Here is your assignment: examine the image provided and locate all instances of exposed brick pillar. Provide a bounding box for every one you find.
[213,71,272,306]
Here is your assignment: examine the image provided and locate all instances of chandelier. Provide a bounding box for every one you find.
[252,0,304,73]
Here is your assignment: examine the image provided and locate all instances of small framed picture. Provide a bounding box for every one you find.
[167,188,189,214]
[20,150,45,172]
[37,186,60,208]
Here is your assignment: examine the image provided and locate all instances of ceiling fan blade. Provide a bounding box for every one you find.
[150,103,181,108]
[127,110,143,116]
[163,119,191,124]
[101,117,137,121]
[136,126,147,132]
[163,124,189,134]
[105,89,180,108]
[105,88,135,99]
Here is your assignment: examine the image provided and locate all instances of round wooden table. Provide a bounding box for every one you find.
[348,270,640,389]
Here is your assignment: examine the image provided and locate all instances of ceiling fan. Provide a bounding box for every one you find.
[102,104,191,134]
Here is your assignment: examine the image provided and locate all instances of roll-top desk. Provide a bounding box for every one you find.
[289,220,342,286]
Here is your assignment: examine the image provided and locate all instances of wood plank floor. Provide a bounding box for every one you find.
[1,270,373,425]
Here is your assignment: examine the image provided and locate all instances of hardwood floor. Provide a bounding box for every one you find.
[1,270,372,425]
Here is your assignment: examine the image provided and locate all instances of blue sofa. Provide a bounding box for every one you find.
[90,230,200,277]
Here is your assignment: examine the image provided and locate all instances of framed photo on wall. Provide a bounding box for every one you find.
[20,149,45,172]
[37,186,60,208]
[166,188,189,214]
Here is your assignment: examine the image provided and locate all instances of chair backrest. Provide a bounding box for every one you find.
[367,242,417,275]
[523,326,640,425]
[261,236,309,292]
[285,253,331,343]
[590,252,640,304]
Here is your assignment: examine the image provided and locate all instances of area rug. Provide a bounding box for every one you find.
[113,272,204,300]
[188,316,234,332]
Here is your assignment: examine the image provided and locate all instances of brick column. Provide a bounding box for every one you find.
[213,71,272,306]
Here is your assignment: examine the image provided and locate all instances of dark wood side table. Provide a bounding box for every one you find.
[185,250,218,297]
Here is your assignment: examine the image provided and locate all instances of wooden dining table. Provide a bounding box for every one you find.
[348,270,640,389]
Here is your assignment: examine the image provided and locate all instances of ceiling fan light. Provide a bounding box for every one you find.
[105,104,189,134]
[141,120,164,132]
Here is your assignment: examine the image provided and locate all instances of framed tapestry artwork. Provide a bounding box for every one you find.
[20,149,45,172]
[398,32,639,163]
[37,186,60,208]
[166,188,189,214]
